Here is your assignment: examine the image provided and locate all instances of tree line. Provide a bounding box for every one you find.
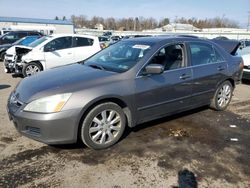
[55,15,239,30]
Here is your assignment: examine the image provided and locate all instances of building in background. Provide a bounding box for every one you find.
[0,17,74,35]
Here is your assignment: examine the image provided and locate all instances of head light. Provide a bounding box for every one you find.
[24,93,72,113]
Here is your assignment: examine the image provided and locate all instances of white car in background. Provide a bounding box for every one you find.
[237,46,250,80]
[241,54,250,80]
[5,34,101,77]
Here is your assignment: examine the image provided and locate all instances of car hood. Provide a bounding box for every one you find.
[6,46,15,55]
[14,45,33,50]
[14,63,117,103]
[0,44,11,49]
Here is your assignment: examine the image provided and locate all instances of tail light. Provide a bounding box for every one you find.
[100,43,106,49]
[239,61,244,71]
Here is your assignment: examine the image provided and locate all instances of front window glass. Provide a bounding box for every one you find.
[148,44,184,71]
[85,41,154,73]
[44,37,72,51]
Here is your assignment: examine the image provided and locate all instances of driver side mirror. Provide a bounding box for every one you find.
[143,64,164,75]
[44,45,56,52]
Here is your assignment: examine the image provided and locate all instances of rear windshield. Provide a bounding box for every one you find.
[85,41,154,73]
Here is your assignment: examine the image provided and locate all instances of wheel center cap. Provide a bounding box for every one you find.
[103,124,109,131]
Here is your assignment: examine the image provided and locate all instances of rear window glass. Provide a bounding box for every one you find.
[74,37,94,47]
[189,42,224,66]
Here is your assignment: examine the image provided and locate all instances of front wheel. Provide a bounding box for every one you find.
[210,81,233,111]
[0,51,6,61]
[22,62,42,77]
[81,102,126,149]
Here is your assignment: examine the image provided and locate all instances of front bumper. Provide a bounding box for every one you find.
[7,99,82,144]
[4,59,15,73]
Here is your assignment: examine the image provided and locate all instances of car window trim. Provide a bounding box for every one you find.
[188,60,226,68]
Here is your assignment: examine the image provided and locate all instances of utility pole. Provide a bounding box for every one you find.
[247,11,250,31]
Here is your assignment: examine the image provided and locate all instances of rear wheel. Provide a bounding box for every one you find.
[81,102,126,149]
[22,62,42,77]
[210,81,233,111]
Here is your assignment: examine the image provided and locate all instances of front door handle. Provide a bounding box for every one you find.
[217,66,225,71]
[180,74,191,80]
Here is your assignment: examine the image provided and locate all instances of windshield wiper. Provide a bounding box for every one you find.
[88,64,106,70]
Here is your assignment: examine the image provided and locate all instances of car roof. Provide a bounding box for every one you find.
[7,30,40,33]
[123,35,205,44]
[50,34,98,39]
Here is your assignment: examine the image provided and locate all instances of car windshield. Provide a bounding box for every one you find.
[13,37,26,45]
[85,41,153,73]
[28,36,50,48]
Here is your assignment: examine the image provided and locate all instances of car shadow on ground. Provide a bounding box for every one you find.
[0,84,11,90]
[11,73,24,78]
[122,106,208,140]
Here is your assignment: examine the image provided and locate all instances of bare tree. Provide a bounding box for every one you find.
[69,15,239,30]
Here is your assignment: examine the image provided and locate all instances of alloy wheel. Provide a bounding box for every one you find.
[89,109,121,145]
[25,65,40,76]
[217,84,232,108]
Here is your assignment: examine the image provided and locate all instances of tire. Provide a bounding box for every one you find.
[22,62,42,77]
[81,102,126,149]
[0,51,6,61]
[210,81,233,111]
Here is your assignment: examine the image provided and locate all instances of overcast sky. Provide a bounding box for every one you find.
[0,0,249,27]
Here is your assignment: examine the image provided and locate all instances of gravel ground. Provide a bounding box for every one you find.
[0,62,250,188]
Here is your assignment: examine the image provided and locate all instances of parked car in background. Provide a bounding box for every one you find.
[4,36,42,73]
[0,30,43,60]
[5,34,101,77]
[241,54,250,80]
[237,46,250,80]
[240,39,250,48]
[7,36,243,149]
[98,36,110,49]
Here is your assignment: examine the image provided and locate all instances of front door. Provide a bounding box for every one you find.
[44,36,74,69]
[135,43,193,123]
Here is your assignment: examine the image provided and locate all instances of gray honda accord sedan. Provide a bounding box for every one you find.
[7,36,243,149]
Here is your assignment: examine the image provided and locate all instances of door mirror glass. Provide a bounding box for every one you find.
[144,64,164,75]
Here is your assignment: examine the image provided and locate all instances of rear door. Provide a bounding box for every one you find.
[135,43,193,122]
[72,36,99,62]
[44,36,74,69]
[188,42,227,105]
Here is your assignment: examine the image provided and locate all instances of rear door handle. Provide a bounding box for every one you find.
[180,74,191,80]
[217,66,225,71]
